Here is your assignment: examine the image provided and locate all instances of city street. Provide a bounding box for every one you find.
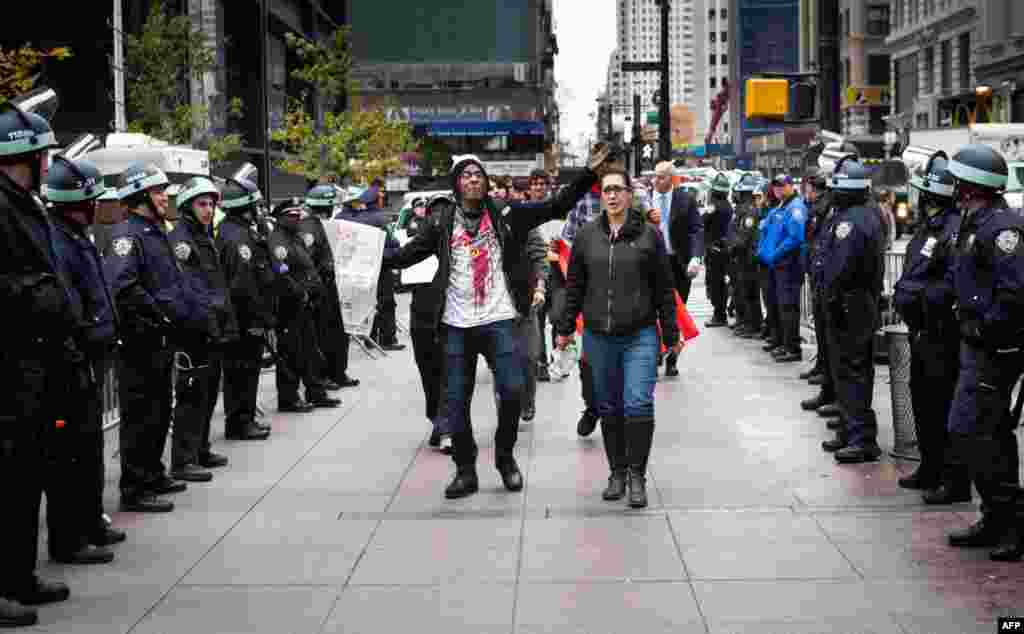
[25,281,1021,634]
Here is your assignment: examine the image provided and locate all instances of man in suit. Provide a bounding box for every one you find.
[648,161,703,376]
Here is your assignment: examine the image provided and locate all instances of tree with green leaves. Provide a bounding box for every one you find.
[124,0,242,167]
[0,45,72,104]
[273,27,415,184]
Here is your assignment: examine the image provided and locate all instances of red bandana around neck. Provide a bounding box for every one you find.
[451,211,495,306]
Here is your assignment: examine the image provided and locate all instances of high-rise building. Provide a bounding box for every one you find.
[606,0,731,150]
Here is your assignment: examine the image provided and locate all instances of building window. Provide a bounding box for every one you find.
[922,46,934,95]
[842,9,850,36]
[868,54,890,85]
[959,32,971,90]
[709,32,716,43]
[708,8,715,20]
[721,31,727,42]
[941,39,952,93]
[843,59,851,89]
[867,5,890,36]
[895,53,918,114]
[721,8,727,19]
[709,54,717,65]
[710,77,717,88]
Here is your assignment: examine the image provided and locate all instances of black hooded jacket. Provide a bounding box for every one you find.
[384,161,598,331]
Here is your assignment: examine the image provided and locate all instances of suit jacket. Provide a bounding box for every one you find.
[666,188,704,262]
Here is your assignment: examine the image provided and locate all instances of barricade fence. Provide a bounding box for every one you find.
[799,249,906,336]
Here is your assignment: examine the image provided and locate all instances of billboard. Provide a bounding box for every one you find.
[736,0,800,154]
[347,0,536,64]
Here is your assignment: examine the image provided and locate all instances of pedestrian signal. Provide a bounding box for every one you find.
[745,79,788,118]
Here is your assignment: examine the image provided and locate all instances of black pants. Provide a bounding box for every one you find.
[760,266,780,342]
[705,250,729,319]
[411,327,444,423]
[580,356,596,415]
[825,291,879,447]
[729,260,745,323]
[222,335,264,433]
[910,328,964,484]
[46,360,106,557]
[372,271,397,345]
[317,286,350,381]
[670,256,692,303]
[118,342,174,498]
[171,351,222,468]
[812,292,834,397]
[276,309,327,405]
[741,267,762,332]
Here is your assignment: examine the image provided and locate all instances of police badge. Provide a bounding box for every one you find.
[112,237,133,257]
[238,244,252,261]
[174,242,191,261]
[835,221,853,240]
[996,229,1020,254]
[301,232,314,248]
[274,246,288,261]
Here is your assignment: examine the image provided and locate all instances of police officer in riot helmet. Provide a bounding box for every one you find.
[819,157,886,464]
[943,144,1024,561]
[704,174,733,327]
[105,162,203,513]
[799,168,833,384]
[216,177,275,440]
[303,184,359,390]
[729,174,763,338]
[891,152,970,505]
[45,156,123,567]
[268,197,341,412]
[0,100,74,626]
[167,177,238,483]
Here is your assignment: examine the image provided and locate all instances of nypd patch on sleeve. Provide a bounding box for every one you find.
[112,237,133,257]
[996,229,1020,254]
[274,246,288,261]
[835,221,853,240]
[301,232,315,248]
[174,242,191,261]
[238,244,252,261]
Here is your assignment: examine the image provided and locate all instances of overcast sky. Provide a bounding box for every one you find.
[552,0,616,161]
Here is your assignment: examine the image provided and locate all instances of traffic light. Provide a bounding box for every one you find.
[745,79,788,118]
[745,77,818,121]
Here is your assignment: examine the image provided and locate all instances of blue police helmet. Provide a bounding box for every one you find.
[0,101,58,159]
[44,156,107,203]
[220,177,263,212]
[948,144,1008,192]
[829,158,871,191]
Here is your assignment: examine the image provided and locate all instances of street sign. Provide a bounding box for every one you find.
[621,61,663,72]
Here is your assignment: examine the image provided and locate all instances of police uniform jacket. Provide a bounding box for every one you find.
[0,173,79,347]
[704,198,733,256]
[822,204,885,300]
[947,201,1024,348]
[168,214,239,344]
[216,214,278,333]
[893,208,960,333]
[268,219,325,320]
[103,212,202,341]
[729,203,760,273]
[51,215,119,357]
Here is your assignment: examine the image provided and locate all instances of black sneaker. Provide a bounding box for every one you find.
[577,410,599,437]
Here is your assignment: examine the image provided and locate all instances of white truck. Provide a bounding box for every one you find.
[909,124,1024,207]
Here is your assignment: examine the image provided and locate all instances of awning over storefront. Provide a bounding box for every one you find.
[420,121,545,137]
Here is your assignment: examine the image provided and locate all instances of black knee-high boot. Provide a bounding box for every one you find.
[626,417,655,508]
[601,417,627,500]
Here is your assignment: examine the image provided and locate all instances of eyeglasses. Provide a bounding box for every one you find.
[602,185,630,195]
[193,200,216,208]
[460,169,484,180]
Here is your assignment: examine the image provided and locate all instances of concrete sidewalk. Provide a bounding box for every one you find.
[27,294,1023,634]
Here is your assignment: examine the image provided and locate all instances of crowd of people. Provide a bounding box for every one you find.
[3,87,1024,628]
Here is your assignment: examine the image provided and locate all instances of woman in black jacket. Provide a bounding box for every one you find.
[556,168,681,509]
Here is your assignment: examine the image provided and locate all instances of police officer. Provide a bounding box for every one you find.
[704,174,733,327]
[0,101,73,626]
[943,144,1024,561]
[303,184,358,390]
[105,162,200,512]
[268,197,341,412]
[819,158,885,463]
[801,168,842,416]
[730,179,764,339]
[799,169,833,385]
[892,152,969,504]
[45,156,121,566]
[216,176,274,440]
[762,175,807,362]
[757,184,782,347]
[726,179,750,334]
[168,177,237,482]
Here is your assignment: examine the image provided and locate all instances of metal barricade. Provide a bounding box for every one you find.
[101,362,120,431]
[885,325,920,460]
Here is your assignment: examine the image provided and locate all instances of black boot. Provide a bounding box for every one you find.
[898,465,939,490]
[626,417,655,508]
[801,391,834,411]
[444,465,479,499]
[0,598,36,628]
[990,522,1024,562]
[948,516,1006,548]
[577,410,599,437]
[10,578,69,606]
[822,428,849,453]
[799,364,822,380]
[496,455,523,492]
[601,418,627,501]
[921,479,972,505]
